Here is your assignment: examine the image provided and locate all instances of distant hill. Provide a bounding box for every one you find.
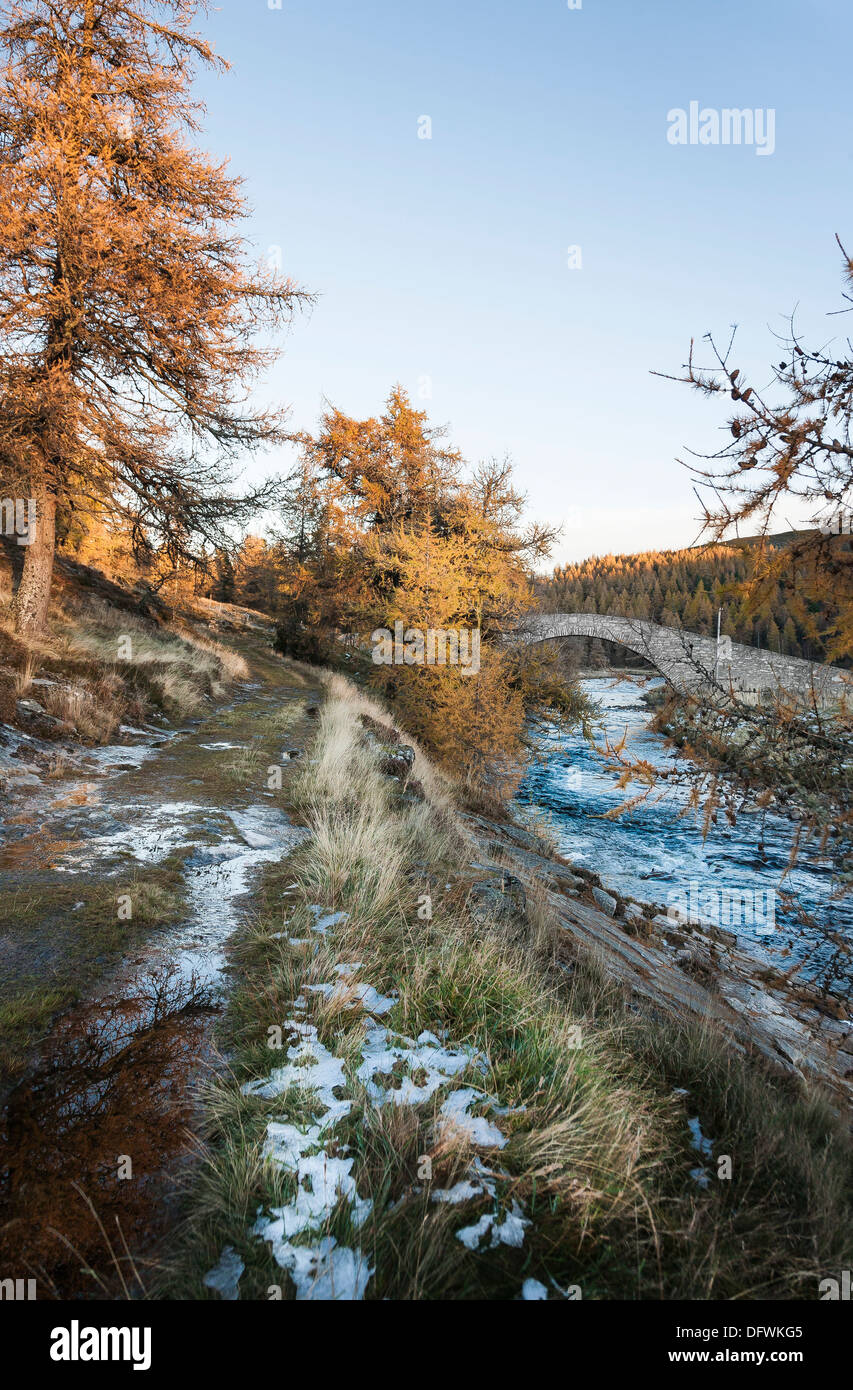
[725,529,817,551]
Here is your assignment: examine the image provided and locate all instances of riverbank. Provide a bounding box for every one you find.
[520,675,853,998]
[163,669,852,1301]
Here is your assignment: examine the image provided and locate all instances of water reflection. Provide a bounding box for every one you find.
[0,966,216,1299]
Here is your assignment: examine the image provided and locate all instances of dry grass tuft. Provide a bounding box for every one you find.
[0,583,250,740]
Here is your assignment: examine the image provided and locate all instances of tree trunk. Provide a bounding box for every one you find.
[11,485,56,636]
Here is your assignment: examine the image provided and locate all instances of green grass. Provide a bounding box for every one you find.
[0,983,79,1075]
[0,860,189,1082]
[161,674,852,1302]
[221,745,264,784]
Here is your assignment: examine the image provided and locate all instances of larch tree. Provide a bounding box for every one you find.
[273,387,590,792]
[304,384,465,534]
[0,0,309,634]
[658,237,853,661]
[593,248,853,956]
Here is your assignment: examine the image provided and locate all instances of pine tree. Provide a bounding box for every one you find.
[210,548,236,604]
[305,385,463,534]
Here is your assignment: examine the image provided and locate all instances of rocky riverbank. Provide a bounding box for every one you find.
[461,810,853,1111]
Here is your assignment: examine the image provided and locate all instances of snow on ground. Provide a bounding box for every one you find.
[687,1113,714,1189]
[438,1088,508,1149]
[235,921,536,1301]
[202,1246,244,1301]
[307,905,350,935]
[456,1201,530,1252]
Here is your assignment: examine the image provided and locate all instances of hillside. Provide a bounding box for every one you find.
[0,536,269,751]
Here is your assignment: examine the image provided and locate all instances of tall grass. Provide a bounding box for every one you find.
[0,586,250,740]
[163,674,852,1301]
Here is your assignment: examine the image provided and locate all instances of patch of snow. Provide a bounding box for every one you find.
[456,1213,493,1251]
[687,1115,713,1158]
[307,906,350,935]
[305,979,397,1017]
[256,1234,373,1301]
[202,1245,244,1301]
[522,1278,548,1300]
[118,723,168,738]
[358,1020,479,1107]
[687,1114,713,1188]
[84,744,156,770]
[263,1120,326,1168]
[228,807,285,849]
[438,1088,507,1149]
[431,1176,494,1205]
[258,1154,372,1241]
[242,1020,351,1125]
[246,958,531,1299]
[457,1201,530,1252]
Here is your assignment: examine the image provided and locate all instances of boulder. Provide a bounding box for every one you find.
[591,886,617,917]
[16,697,45,716]
[468,871,527,924]
[378,744,416,780]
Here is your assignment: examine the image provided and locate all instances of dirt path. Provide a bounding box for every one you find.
[0,638,321,1299]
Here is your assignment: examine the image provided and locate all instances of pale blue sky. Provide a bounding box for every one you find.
[194,0,853,563]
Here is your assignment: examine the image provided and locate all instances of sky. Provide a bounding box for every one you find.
[191,0,853,565]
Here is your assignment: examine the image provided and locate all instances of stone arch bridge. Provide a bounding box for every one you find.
[510,613,847,703]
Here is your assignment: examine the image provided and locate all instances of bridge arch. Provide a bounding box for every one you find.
[510,612,844,701]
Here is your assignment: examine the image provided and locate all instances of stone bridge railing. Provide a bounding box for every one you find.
[509,612,847,703]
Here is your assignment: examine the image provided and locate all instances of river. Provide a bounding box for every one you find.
[517,675,852,990]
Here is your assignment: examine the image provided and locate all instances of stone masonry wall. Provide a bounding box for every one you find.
[514,613,846,701]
